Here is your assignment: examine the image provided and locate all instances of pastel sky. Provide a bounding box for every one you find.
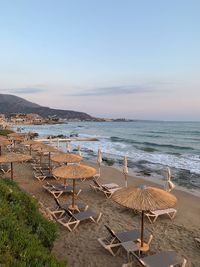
[0,0,200,120]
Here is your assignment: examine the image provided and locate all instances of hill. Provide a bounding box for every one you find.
[0,94,95,120]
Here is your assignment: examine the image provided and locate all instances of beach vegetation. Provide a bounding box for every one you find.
[0,178,67,267]
[0,129,14,136]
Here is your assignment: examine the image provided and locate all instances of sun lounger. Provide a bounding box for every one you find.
[38,201,65,221]
[57,208,102,231]
[33,167,58,181]
[121,235,153,260]
[6,144,13,152]
[90,179,122,199]
[145,208,177,223]
[53,197,88,213]
[43,181,81,199]
[102,186,121,199]
[98,225,150,256]
[32,161,49,168]
[0,164,11,174]
[34,171,48,182]
[122,250,187,267]
[195,237,200,248]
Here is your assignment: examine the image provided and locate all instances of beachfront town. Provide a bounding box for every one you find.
[0,113,42,129]
[0,113,134,130]
[0,113,93,129]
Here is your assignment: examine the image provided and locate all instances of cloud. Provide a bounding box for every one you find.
[0,87,45,94]
[68,85,156,97]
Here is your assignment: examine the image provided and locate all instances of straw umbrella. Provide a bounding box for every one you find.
[123,156,129,187]
[32,142,47,164]
[77,145,82,156]
[66,141,71,153]
[112,185,177,248]
[164,167,175,192]
[56,138,60,149]
[0,139,11,156]
[0,152,32,180]
[53,164,96,210]
[33,143,59,172]
[8,133,25,151]
[51,153,82,165]
[22,140,40,155]
[8,132,26,138]
[97,147,102,176]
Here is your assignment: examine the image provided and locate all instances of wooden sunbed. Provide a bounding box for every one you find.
[123,250,187,267]
[98,225,150,256]
[53,197,88,213]
[145,208,177,223]
[90,179,122,199]
[43,181,81,199]
[57,208,102,231]
[195,237,200,248]
[0,164,11,174]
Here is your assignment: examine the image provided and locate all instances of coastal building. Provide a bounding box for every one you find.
[10,113,44,124]
[0,114,10,129]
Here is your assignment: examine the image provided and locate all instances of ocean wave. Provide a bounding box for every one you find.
[110,136,194,151]
[14,123,200,189]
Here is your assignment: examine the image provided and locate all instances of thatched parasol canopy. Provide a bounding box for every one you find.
[0,152,32,180]
[0,136,8,141]
[8,133,26,141]
[0,152,32,163]
[112,185,177,247]
[53,164,96,210]
[112,185,177,211]
[33,143,59,171]
[51,153,82,164]
[35,144,58,153]
[0,139,11,145]
[0,139,11,155]
[8,133,25,151]
[8,132,26,137]
[23,140,39,146]
[32,142,48,150]
[53,164,96,180]
[10,136,24,141]
[22,140,41,155]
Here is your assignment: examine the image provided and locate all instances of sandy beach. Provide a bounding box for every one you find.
[1,153,199,267]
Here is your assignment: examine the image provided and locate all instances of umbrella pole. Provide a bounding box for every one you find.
[11,162,13,180]
[72,179,76,209]
[141,210,144,247]
[98,163,101,177]
[49,152,51,174]
[40,152,42,166]
[30,145,32,155]
[125,174,127,187]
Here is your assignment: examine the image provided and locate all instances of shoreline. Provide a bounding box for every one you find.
[88,157,200,198]
[11,123,200,197]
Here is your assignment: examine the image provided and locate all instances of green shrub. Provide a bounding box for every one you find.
[0,178,67,267]
[0,129,14,136]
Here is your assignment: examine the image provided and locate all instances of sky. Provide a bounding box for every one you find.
[0,0,200,120]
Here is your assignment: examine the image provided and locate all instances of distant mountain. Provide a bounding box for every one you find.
[0,94,95,120]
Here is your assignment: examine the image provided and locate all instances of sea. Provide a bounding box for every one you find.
[13,121,200,196]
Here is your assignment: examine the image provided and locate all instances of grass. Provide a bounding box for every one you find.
[0,178,67,267]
